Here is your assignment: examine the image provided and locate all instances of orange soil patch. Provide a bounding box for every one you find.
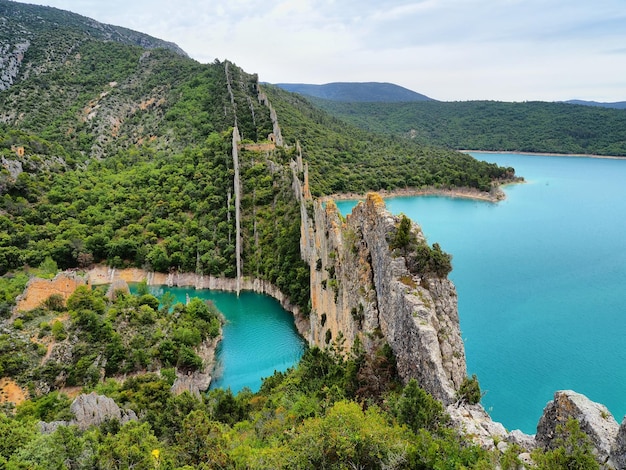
[15,274,86,312]
[0,378,28,405]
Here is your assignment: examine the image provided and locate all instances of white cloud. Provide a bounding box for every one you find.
[37,0,626,101]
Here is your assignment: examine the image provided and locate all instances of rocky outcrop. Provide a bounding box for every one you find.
[258,88,284,147]
[536,390,619,467]
[0,40,29,91]
[447,403,510,449]
[39,392,137,433]
[171,335,221,397]
[105,278,130,301]
[232,126,243,294]
[294,153,465,404]
[612,417,626,469]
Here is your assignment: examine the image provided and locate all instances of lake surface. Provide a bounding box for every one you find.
[337,152,626,433]
[139,286,306,393]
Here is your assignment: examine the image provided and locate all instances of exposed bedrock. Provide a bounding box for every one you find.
[537,390,619,468]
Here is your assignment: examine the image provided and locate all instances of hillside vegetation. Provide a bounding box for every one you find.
[309,98,626,156]
[0,1,514,295]
[263,85,514,195]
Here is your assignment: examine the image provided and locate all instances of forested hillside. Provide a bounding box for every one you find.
[309,98,626,156]
[263,85,514,195]
[0,0,515,291]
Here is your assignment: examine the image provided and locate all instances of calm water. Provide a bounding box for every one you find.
[337,153,626,433]
[138,286,306,394]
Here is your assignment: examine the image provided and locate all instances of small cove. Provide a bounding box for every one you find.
[337,152,626,433]
[131,285,306,393]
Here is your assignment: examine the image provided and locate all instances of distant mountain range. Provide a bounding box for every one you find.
[274,82,626,110]
[273,82,433,102]
[565,100,626,110]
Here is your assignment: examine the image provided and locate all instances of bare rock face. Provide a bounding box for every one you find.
[611,416,626,469]
[39,392,137,433]
[447,403,508,448]
[70,392,137,430]
[170,336,221,397]
[14,271,86,313]
[295,182,466,404]
[0,40,30,91]
[536,390,619,466]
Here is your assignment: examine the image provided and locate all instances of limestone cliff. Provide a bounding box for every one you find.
[294,155,465,403]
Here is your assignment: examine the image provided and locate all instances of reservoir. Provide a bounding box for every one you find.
[139,286,306,393]
[337,152,626,433]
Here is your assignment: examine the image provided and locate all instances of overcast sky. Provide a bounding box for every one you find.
[37,0,626,102]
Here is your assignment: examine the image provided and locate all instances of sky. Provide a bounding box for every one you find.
[36,0,626,102]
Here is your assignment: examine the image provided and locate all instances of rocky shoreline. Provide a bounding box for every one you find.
[84,266,311,339]
[327,183,516,204]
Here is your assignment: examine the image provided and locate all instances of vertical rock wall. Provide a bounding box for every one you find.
[293,158,465,403]
[232,126,243,294]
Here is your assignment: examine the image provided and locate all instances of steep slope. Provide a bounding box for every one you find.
[262,85,515,196]
[0,0,185,91]
[274,81,433,102]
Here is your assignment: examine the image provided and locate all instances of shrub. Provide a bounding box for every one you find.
[394,379,449,433]
[43,293,65,312]
[177,345,203,371]
[456,374,482,405]
[51,321,66,340]
[532,418,600,469]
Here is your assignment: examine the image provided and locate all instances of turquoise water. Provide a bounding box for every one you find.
[139,286,306,394]
[336,153,626,433]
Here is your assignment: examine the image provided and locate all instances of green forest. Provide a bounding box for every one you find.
[0,1,606,468]
[308,98,626,156]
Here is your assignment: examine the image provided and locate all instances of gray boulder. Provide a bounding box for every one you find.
[536,390,618,466]
[39,392,137,433]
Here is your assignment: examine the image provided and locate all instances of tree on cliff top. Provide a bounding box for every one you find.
[391,215,453,278]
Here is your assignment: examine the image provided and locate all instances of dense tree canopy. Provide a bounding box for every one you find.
[308,98,626,156]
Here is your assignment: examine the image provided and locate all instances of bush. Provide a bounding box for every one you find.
[176,345,202,371]
[532,418,600,469]
[43,293,65,312]
[51,321,66,341]
[394,379,449,433]
[456,374,482,405]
